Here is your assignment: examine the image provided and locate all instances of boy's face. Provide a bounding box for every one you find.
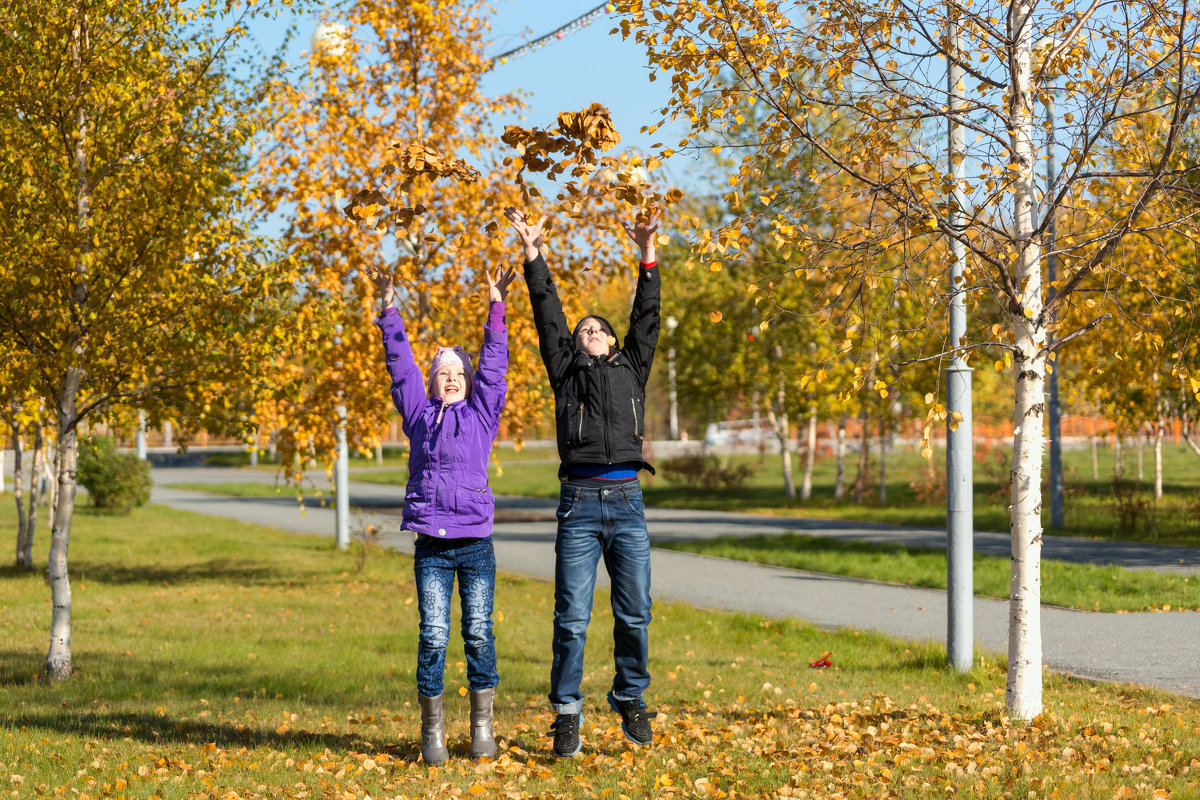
[575,317,612,357]
[431,363,467,403]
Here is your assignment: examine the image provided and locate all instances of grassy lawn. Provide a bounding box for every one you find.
[2,501,1197,799]
[658,533,1199,612]
[203,443,556,472]
[165,482,329,499]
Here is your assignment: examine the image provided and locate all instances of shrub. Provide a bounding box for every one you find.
[77,435,152,514]
[660,452,755,491]
[1109,477,1156,536]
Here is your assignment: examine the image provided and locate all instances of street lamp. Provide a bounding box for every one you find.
[945,19,975,672]
[665,315,679,440]
[333,323,350,551]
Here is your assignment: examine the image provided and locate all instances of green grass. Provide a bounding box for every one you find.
[2,500,1197,798]
[659,533,1200,612]
[165,481,328,498]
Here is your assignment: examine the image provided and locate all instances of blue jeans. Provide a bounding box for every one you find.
[413,535,498,697]
[549,481,652,714]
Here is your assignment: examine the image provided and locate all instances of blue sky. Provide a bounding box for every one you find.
[244,1,686,161]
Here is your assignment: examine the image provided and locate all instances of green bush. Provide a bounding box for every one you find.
[77,435,152,514]
[660,451,755,491]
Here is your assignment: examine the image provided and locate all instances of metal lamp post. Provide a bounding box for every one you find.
[333,324,349,550]
[946,15,975,673]
[666,315,679,440]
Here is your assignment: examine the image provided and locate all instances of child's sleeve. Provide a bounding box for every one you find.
[522,253,574,390]
[470,300,508,433]
[622,260,661,385]
[375,307,427,434]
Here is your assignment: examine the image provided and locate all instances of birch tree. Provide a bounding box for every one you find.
[618,0,1200,718]
[0,0,296,680]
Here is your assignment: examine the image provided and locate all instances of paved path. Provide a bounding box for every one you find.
[153,466,1200,700]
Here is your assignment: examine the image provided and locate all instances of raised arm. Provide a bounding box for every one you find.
[619,212,662,384]
[504,207,575,387]
[469,266,516,431]
[369,265,427,431]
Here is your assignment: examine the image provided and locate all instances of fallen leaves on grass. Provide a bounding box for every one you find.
[26,696,1198,799]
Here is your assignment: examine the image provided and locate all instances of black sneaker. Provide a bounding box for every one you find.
[607,691,655,745]
[549,713,581,757]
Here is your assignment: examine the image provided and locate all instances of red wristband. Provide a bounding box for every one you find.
[640,260,657,269]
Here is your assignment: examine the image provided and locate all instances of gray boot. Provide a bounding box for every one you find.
[468,688,497,758]
[419,694,449,765]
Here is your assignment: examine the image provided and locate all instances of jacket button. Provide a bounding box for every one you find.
[437,529,446,536]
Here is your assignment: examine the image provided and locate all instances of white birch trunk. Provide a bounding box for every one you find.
[44,450,58,513]
[1137,433,1144,480]
[878,429,888,505]
[24,421,44,567]
[801,407,817,501]
[834,414,847,500]
[46,399,80,680]
[12,424,28,568]
[1154,418,1164,500]
[1113,435,1123,478]
[47,9,90,682]
[767,408,795,501]
[853,407,870,504]
[766,378,795,501]
[1006,2,1045,721]
[1090,435,1099,480]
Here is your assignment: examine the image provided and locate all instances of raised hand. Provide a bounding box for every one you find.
[503,207,546,260]
[487,265,518,303]
[366,264,394,308]
[620,210,662,263]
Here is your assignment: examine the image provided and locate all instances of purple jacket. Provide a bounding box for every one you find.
[375,302,508,539]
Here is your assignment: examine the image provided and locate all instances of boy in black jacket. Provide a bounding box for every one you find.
[505,207,661,757]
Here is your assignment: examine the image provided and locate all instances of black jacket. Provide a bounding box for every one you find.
[523,254,660,475]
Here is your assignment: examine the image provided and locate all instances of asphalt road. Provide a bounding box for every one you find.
[151,465,1200,700]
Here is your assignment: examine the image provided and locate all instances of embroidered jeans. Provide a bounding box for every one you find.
[413,535,498,697]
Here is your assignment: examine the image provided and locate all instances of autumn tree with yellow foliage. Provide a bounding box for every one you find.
[617,0,1200,718]
[0,1,299,680]
[257,0,676,476]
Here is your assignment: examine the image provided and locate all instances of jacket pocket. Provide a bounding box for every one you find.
[403,484,431,525]
[564,402,588,447]
[631,396,645,441]
[455,485,494,529]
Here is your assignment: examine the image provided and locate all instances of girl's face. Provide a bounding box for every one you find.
[431,363,467,403]
[575,317,612,357]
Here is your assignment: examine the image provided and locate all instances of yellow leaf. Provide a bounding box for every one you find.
[709,311,723,323]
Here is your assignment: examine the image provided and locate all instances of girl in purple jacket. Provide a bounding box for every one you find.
[372,265,516,765]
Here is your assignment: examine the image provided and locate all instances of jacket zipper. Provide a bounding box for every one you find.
[631,397,640,440]
[576,403,584,443]
[599,359,613,462]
